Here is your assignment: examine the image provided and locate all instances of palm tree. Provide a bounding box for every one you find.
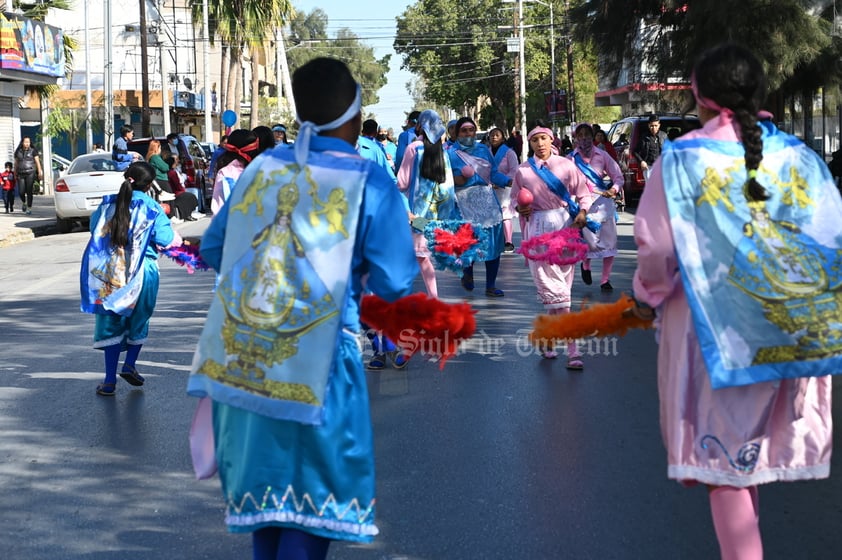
[191,0,293,129]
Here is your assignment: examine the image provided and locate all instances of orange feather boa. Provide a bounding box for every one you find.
[529,294,653,344]
[361,293,477,368]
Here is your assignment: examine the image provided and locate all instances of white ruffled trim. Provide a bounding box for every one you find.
[669,462,830,487]
[93,334,125,349]
[225,510,379,537]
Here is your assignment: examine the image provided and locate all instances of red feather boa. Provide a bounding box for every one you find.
[361,293,476,368]
[433,222,478,256]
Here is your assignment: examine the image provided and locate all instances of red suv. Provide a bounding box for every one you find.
[606,114,700,202]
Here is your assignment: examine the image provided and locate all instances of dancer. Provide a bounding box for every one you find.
[188,58,417,560]
[397,109,457,299]
[80,162,182,396]
[511,125,591,367]
[487,127,519,252]
[449,117,509,297]
[568,123,624,291]
[632,43,841,560]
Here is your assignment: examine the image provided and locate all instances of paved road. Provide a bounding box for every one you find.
[0,214,840,559]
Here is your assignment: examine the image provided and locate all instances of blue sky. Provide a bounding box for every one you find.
[293,1,415,131]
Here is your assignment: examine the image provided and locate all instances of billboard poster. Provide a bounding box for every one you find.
[0,12,65,78]
[544,89,568,120]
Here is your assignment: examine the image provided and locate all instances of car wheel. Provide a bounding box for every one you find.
[56,217,74,234]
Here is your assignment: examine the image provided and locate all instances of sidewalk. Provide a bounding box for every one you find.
[0,194,57,248]
[0,194,210,248]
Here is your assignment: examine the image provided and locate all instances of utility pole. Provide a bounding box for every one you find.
[565,0,575,124]
[202,0,212,142]
[83,0,92,152]
[104,0,114,149]
[139,0,151,136]
[517,0,529,161]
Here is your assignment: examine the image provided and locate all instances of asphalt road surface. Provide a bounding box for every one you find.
[0,216,840,559]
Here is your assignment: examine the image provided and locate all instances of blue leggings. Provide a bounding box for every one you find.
[252,527,330,560]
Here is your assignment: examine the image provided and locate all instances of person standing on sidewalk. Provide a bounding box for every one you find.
[2,161,16,213]
[13,137,42,215]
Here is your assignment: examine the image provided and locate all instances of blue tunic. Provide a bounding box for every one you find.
[198,135,418,542]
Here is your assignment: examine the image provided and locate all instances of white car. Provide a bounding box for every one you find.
[54,153,140,233]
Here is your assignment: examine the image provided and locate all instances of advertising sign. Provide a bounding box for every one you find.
[0,12,65,78]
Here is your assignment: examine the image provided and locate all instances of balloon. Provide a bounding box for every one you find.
[221,110,237,127]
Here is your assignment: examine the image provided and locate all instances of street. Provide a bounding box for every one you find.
[0,217,840,559]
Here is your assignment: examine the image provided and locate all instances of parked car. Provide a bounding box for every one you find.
[127,134,210,207]
[51,154,71,184]
[53,152,141,233]
[606,114,701,201]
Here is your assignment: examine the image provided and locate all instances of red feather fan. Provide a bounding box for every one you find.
[433,222,478,256]
[361,293,476,369]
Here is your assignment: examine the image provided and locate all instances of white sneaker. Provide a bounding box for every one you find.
[170,217,183,224]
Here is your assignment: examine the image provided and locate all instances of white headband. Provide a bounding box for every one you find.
[294,84,362,167]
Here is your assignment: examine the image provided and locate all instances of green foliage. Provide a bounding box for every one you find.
[573,0,842,97]
[286,9,391,107]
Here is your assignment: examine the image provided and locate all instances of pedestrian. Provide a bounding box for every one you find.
[510,125,591,366]
[487,127,519,252]
[210,128,259,215]
[634,114,667,179]
[164,154,199,221]
[80,162,183,396]
[569,123,625,291]
[112,124,140,172]
[449,116,509,297]
[13,136,42,215]
[145,139,171,194]
[187,57,417,560]
[2,161,16,213]
[631,43,841,560]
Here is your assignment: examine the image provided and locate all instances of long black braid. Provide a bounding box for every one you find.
[110,162,156,247]
[693,44,769,202]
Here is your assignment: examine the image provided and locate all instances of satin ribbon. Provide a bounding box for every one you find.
[223,139,260,163]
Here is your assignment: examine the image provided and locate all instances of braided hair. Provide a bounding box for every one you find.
[693,44,769,202]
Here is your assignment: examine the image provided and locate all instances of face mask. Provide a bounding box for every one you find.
[458,136,476,149]
[377,134,387,141]
[576,137,593,155]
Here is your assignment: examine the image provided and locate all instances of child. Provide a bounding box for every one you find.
[2,161,15,213]
[80,162,182,396]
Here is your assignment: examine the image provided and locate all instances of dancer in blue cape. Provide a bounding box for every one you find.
[81,162,182,396]
[187,58,418,560]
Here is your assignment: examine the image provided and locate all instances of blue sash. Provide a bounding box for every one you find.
[528,157,600,233]
[660,120,842,388]
[573,153,612,192]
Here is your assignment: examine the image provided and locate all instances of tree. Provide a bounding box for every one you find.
[395,0,617,131]
[573,0,842,96]
[285,9,391,108]
[190,0,294,129]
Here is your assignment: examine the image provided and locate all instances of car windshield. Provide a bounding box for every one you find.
[68,156,123,174]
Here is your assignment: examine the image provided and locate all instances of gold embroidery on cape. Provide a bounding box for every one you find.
[198,166,355,402]
[725,173,842,364]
